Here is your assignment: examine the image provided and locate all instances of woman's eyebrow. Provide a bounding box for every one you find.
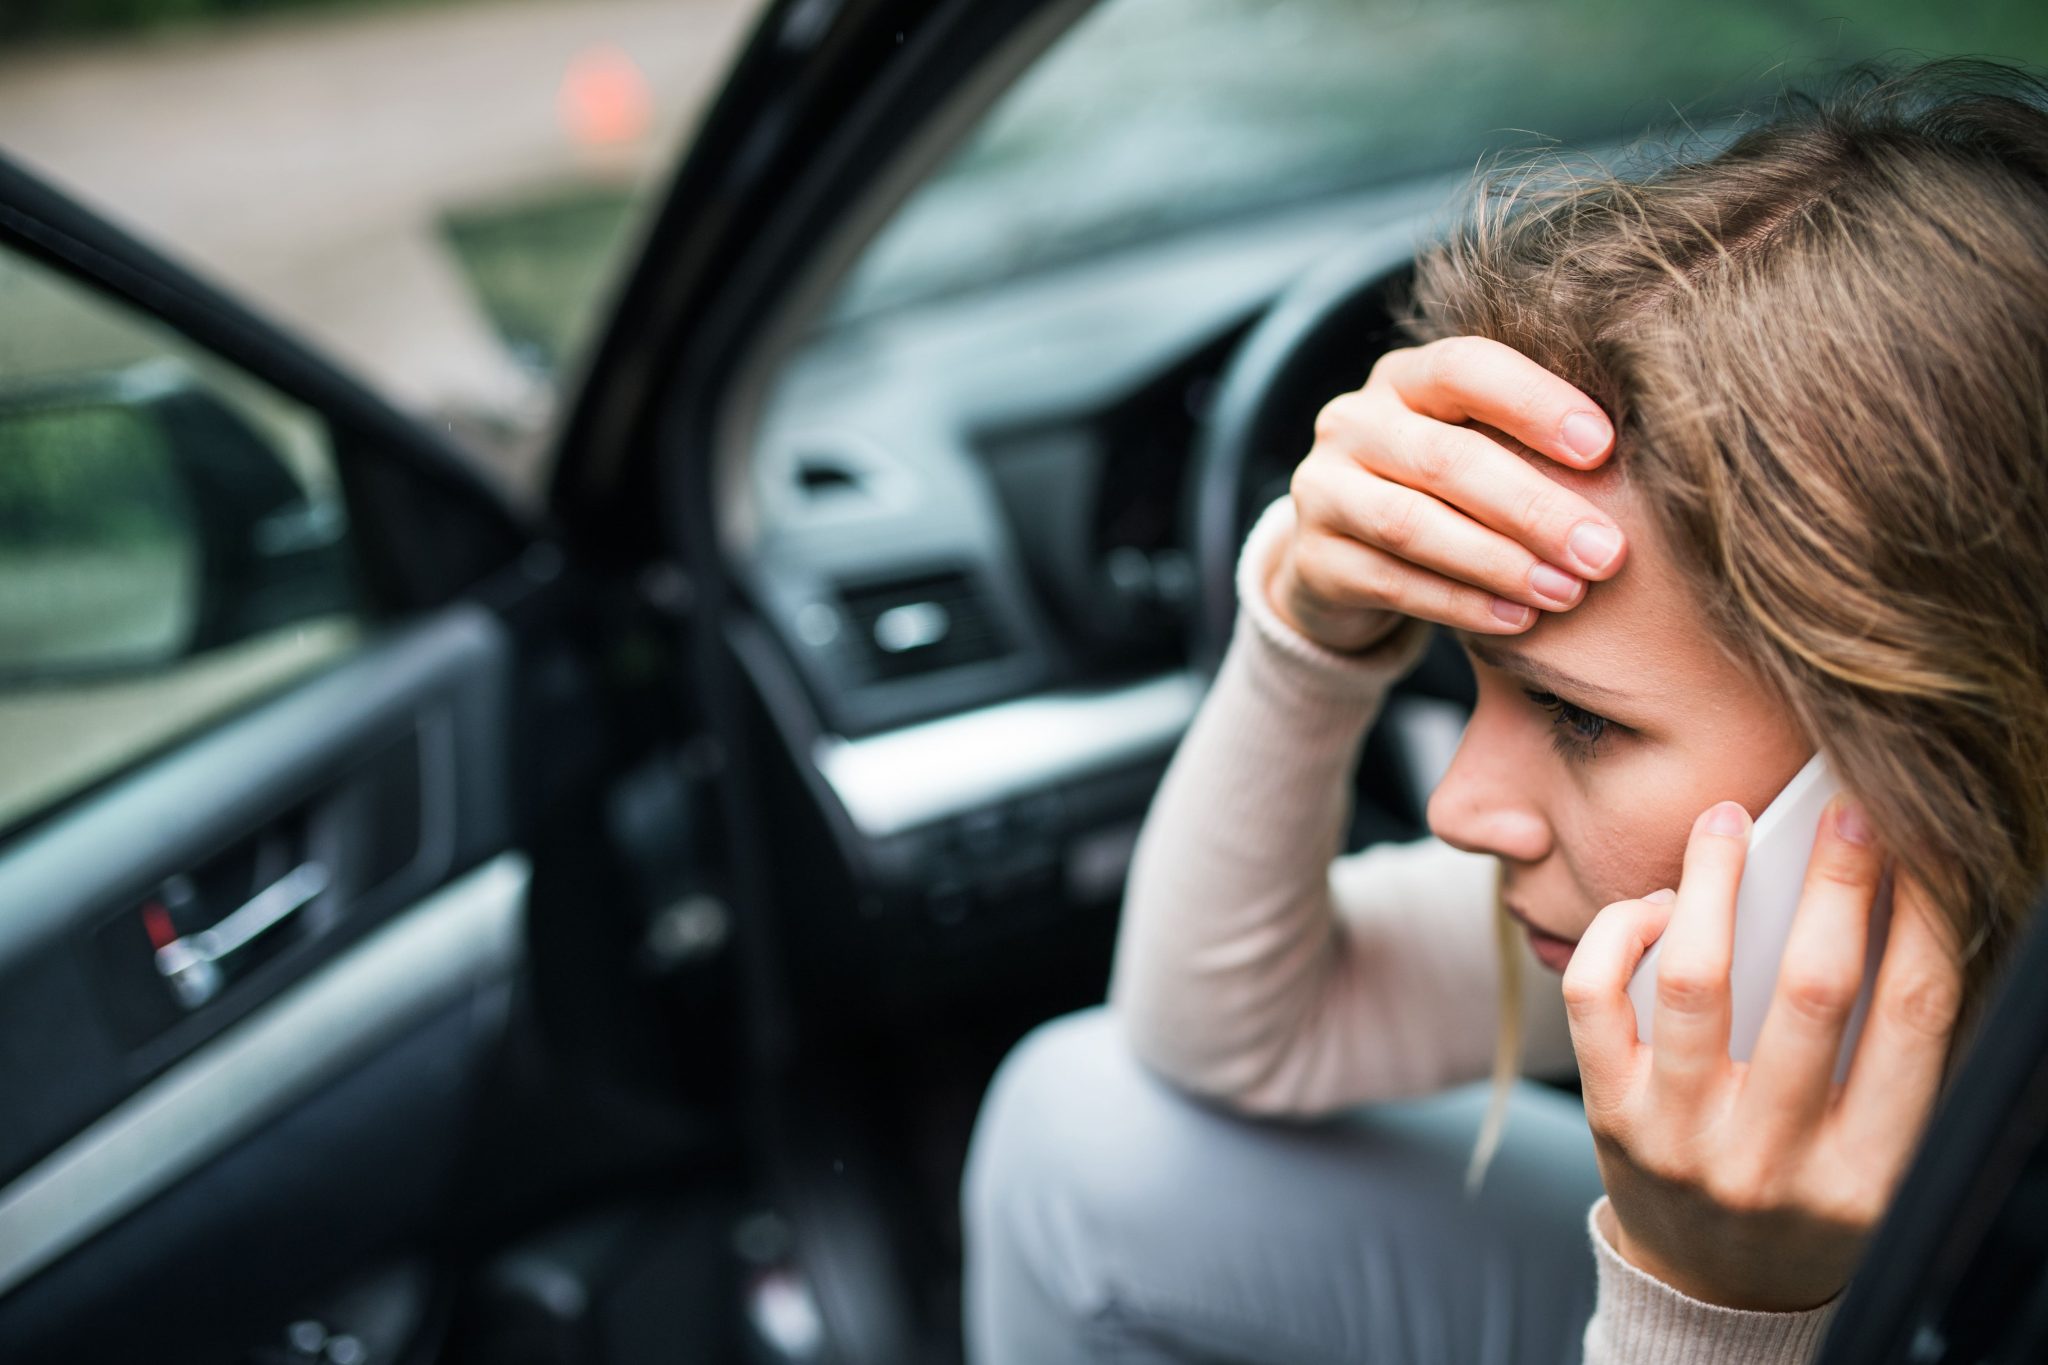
[1462,637,1629,705]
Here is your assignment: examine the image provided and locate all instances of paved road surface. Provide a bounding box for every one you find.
[0,0,760,487]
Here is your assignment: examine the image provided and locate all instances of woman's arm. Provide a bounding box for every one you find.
[1108,336,1629,1113]
[1108,495,1575,1115]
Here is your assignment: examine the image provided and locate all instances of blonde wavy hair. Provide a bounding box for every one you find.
[1417,59,2048,1191]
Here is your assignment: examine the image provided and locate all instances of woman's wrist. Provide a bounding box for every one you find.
[1599,1202,1769,1308]
[1231,495,1435,695]
[1607,1211,1838,1314]
[1583,1196,1842,1363]
[1266,533,1406,656]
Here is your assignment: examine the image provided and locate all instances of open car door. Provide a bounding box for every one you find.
[0,152,557,1363]
[0,4,1071,1359]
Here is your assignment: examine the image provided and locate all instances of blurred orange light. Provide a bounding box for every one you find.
[558,45,653,148]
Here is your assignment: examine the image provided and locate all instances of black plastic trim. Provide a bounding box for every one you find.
[1815,880,2048,1362]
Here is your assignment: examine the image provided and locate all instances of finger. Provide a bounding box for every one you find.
[1329,399,1626,581]
[1562,891,1678,1113]
[1322,473,1586,611]
[1737,796,1884,1148]
[1835,866,1964,1153]
[1372,335,1616,469]
[1288,529,1543,634]
[1649,801,1751,1105]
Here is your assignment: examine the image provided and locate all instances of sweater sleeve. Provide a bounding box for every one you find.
[1582,1196,1841,1363]
[1107,493,1576,1115]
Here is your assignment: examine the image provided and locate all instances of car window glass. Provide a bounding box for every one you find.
[0,243,362,833]
[834,0,2048,318]
[0,3,757,497]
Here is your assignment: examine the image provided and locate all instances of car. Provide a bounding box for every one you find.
[4,1,2048,1362]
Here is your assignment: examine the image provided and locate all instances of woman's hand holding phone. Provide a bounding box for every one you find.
[1563,799,1965,1312]
[1267,335,1630,652]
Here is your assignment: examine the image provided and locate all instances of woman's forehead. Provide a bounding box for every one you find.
[1456,425,1720,707]
[1514,450,1711,706]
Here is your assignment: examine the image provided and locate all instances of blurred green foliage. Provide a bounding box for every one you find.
[0,406,183,551]
[439,186,638,378]
[0,0,443,41]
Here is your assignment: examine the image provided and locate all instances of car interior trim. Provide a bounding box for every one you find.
[707,0,1097,554]
[0,607,508,970]
[813,669,1203,838]
[0,851,529,1295]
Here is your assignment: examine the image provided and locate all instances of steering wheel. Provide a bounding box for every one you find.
[1188,228,1422,669]
[1185,231,1478,840]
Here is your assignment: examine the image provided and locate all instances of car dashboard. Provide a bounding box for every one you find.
[721,178,1458,980]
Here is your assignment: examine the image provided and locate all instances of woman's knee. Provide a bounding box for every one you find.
[965,1006,1238,1312]
[962,1006,1165,1359]
[964,1006,1157,1248]
[962,1008,1607,1364]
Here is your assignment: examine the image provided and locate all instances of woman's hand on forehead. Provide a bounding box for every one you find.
[1271,336,1630,653]
[1370,336,1616,474]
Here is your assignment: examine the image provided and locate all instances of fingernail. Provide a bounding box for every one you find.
[1835,798,1873,845]
[1491,597,1533,627]
[1568,522,1623,574]
[1704,801,1750,838]
[1561,410,1610,459]
[1529,562,1582,604]
[1646,888,1677,904]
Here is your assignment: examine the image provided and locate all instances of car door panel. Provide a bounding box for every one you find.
[2,3,1084,1357]
[0,605,522,1359]
[0,993,501,1365]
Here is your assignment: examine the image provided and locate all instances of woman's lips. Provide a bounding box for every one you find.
[1504,901,1578,972]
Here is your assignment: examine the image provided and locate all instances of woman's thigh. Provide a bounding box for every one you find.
[962,1006,1607,1365]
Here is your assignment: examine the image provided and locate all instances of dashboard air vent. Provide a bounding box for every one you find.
[836,570,1008,682]
[796,455,863,499]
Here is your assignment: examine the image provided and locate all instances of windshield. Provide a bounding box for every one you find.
[835,0,2048,317]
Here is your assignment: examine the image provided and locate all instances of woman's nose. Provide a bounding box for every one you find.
[1425,723,1552,864]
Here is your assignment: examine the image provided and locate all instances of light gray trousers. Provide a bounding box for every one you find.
[961,1007,1607,1365]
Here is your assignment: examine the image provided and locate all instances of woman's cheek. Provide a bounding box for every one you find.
[1555,794,1691,933]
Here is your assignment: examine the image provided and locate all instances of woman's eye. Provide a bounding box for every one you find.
[1524,689,1613,759]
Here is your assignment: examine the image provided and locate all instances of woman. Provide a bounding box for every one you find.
[961,60,2048,1365]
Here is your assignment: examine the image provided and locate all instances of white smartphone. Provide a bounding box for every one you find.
[1626,752,1893,1085]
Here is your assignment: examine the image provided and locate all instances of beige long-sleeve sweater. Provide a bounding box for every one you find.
[1108,493,1842,1363]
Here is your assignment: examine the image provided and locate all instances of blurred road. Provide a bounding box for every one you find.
[0,0,760,482]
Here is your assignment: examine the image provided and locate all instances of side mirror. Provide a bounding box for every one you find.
[0,360,353,683]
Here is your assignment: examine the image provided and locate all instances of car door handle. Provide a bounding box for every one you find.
[154,861,331,1009]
